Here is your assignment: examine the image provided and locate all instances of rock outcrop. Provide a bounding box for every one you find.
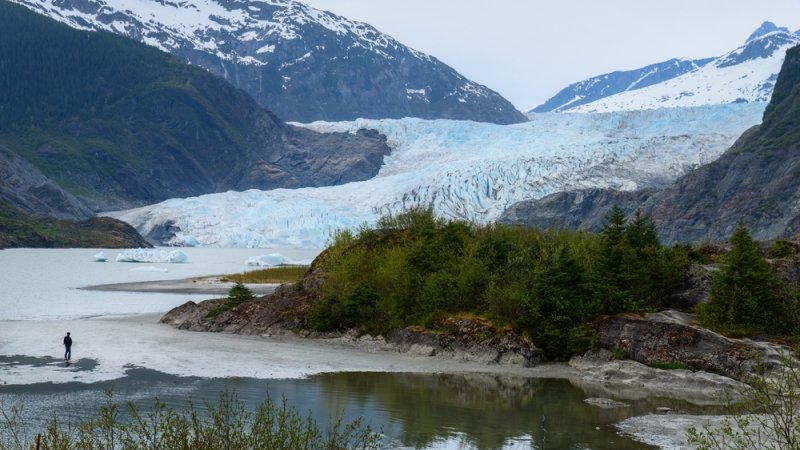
[498,188,657,233]
[160,269,539,367]
[595,311,783,380]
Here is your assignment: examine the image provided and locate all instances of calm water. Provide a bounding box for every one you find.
[0,367,722,449]
[0,249,710,449]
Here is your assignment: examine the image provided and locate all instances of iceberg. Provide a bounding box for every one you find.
[93,252,107,262]
[246,254,312,267]
[115,249,188,263]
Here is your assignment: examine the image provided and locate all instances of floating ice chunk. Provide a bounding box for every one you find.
[246,253,286,267]
[246,254,312,267]
[129,266,168,272]
[116,249,188,263]
[93,252,107,262]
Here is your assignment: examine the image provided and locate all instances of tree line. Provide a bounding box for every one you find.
[309,207,799,360]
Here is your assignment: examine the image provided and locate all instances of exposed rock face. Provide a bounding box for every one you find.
[497,188,657,233]
[595,311,782,380]
[380,319,539,367]
[570,351,744,404]
[0,146,93,220]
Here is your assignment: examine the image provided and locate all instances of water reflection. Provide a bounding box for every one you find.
[0,369,722,449]
[311,372,691,449]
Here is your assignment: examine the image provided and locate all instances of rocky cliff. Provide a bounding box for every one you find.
[648,45,800,244]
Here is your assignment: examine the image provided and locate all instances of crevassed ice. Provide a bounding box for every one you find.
[106,104,767,249]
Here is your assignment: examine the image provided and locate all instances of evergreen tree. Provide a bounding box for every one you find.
[525,245,588,360]
[625,209,670,308]
[697,223,786,333]
[591,205,636,313]
[625,209,659,251]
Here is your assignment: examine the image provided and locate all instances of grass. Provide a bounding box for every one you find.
[220,266,309,284]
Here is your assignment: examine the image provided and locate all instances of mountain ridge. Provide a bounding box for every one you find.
[11,0,526,124]
[532,22,799,114]
[0,1,390,219]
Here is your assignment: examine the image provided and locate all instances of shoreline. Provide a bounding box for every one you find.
[75,280,746,406]
[0,311,739,450]
[81,276,279,296]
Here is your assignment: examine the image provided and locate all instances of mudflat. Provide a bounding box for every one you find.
[81,276,279,296]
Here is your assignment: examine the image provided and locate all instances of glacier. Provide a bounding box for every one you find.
[105,104,766,249]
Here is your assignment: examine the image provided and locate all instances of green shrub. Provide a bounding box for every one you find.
[207,282,255,319]
[0,389,381,450]
[767,240,795,259]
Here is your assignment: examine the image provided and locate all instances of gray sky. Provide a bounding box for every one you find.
[302,0,800,110]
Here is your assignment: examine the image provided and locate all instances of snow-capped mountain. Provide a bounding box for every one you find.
[12,0,525,125]
[105,103,766,248]
[532,22,799,114]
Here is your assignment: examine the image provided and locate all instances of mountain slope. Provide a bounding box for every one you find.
[532,22,799,113]
[505,45,800,245]
[648,45,800,244]
[11,0,526,125]
[531,58,714,113]
[105,104,765,248]
[0,201,151,249]
[0,1,390,217]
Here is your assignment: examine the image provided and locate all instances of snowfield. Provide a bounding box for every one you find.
[569,33,799,113]
[106,104,766,248]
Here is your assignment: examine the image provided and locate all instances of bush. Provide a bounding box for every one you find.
[207,282,255,319]
[0,389,382,450]
[688,354,800,450]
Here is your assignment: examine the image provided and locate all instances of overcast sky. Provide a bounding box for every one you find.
[302,0,800,111]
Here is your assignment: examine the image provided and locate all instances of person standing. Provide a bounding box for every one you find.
[63,332,72,360]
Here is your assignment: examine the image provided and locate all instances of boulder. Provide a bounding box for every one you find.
[596,311,784,380]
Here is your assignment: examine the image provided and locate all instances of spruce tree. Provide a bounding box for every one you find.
[591,205,636,313]
[697,223,786,333]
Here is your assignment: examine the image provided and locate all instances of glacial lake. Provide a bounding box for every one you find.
[0,248,715,449]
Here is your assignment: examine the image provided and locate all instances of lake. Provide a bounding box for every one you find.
[0,248,711,449]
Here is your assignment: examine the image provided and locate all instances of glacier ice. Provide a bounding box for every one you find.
[106,104,767,249]
[115,249,189,263]
[93,252,107,262]
[245,253,312,267]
